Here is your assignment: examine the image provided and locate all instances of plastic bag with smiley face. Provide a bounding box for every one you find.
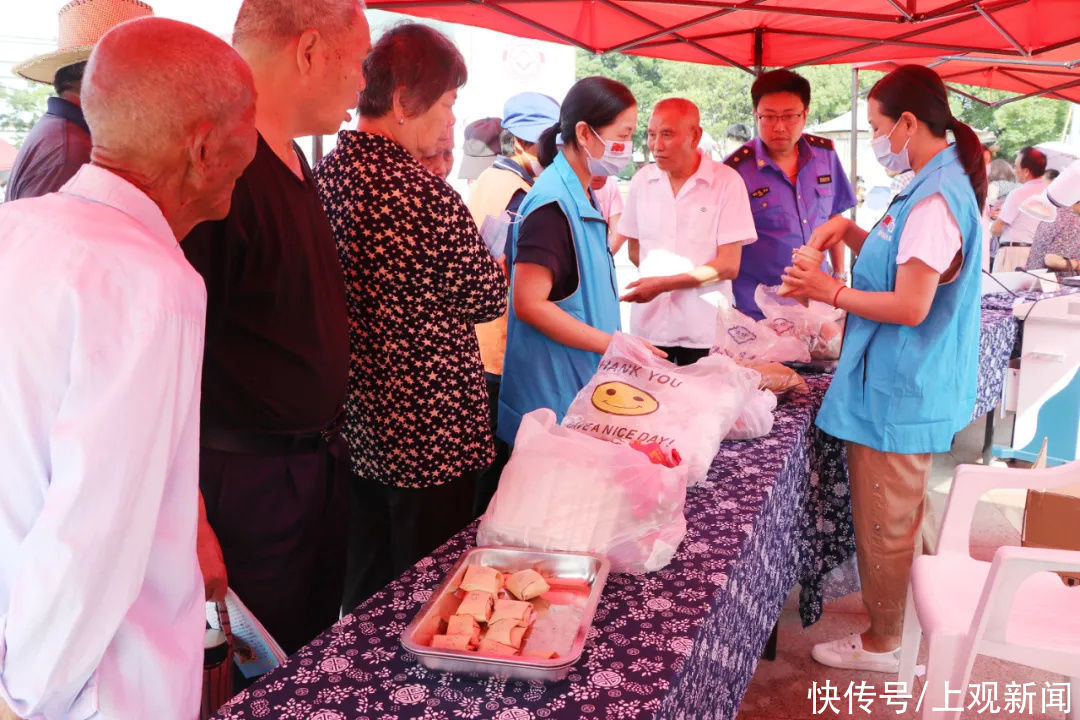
[562,332,759,486]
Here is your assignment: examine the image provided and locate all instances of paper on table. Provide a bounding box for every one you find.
[223,588,287,678]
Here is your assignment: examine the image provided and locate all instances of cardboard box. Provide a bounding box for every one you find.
[1022,483,1080,586]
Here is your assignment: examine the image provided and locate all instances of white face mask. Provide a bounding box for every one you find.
[871,119,912,173]
[584,126,633,177]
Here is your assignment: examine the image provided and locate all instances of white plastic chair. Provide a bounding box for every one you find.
[898,461,1080,720]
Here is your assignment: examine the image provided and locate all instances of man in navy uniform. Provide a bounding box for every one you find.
[726,69,856,319]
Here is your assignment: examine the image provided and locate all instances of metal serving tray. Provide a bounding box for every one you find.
[401,546,609,682]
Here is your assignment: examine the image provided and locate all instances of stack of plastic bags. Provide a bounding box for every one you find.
[477,408,688,574]
[712,286,845,363]
[477,333,782,574]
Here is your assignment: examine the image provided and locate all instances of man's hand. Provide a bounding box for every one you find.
[620,276,673,304]
[197,492,227,603]
[0,699,24,720]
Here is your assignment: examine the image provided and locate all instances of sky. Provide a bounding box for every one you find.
[1,1,243,84]
[0,2,578,191]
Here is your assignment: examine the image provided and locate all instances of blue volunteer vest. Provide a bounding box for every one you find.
[497,153,622,444]
[816,145,982,454]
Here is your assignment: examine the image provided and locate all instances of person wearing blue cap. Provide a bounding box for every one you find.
[466,91,560,515]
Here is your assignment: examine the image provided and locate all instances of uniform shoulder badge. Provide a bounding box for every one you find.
[804,133,834,150]
[724,142,754,169]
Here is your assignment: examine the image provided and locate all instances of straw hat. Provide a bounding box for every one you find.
[13,0,154,85]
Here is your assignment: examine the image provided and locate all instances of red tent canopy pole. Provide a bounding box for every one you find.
[790,0,1029,67]
[595,0,756,72]
[884,0,915,21]
[605,0,767,56]
[938,54,1080,68]
[973,2,1028,56]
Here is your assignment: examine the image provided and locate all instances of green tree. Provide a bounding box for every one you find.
[576,52,881,162]
[947,84,1069,160]
[575,51,1069,165]
[0,82,52,146]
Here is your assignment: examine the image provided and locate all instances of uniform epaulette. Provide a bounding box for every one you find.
[724,142,754,169]
[804,133,834,150]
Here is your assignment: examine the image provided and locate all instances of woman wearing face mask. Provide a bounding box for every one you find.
[497,76,651,445]
[780,65,986,674]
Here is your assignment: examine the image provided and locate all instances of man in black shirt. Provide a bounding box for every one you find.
[182,0,371,654]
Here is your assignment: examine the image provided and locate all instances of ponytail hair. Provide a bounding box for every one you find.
[869,65,987,211]
[537,75,636,168]
[947,116,988,211]
[537,121,561,168]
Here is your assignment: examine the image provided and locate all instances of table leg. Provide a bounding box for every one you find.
[761,621,779,662]
[982,413,995,465]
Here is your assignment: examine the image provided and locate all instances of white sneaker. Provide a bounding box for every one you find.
[811,633,900,673]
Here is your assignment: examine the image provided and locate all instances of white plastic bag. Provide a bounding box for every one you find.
[727,385,777,440]
[712,300,811,363]
[561,332,755,486]
[477,408,687,574]
[754,285,846,361]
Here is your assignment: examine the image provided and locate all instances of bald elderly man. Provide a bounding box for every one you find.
[0,17,256,720]
[618,98,757,365]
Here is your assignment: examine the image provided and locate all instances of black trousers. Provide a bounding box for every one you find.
[200,436,348,656]
[343,470,478,614]
[655,345,710,366]
[474,372,510,517]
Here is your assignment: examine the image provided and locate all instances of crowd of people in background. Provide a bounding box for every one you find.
[0,0,1076,717]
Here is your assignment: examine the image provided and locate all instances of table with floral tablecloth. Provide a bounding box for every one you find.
[213,374,852,720]
[973,288,1080,437]
[974,292,1023,420]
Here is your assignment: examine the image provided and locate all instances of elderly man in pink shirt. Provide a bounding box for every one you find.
[618,98,757,365]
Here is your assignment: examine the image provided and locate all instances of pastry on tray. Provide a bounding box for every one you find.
[477,637,518,656]
[459,564,504,594]
[490,598,534,626]
[445,614,482,646]
[431,633,473,651]
[456,590,494,624]
[485,618,527,649]
[505,568,550,601]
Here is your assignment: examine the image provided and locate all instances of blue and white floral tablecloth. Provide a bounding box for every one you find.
[974,288,1080,420]
[214,375,851,720]
[974,293,1022,420]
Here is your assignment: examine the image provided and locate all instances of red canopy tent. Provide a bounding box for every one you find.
[861,45,1080,105]
[361,0,1080,209]
[366,0,1080,73]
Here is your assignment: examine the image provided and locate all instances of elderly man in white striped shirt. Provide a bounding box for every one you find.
[0,17,256,720]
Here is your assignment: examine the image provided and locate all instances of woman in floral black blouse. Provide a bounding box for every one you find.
[315,23,507,610]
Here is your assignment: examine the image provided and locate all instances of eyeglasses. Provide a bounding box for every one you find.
[755,111,806,126]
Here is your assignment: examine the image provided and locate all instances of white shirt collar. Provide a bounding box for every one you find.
[60,164,177,248]
[646,149,715,187]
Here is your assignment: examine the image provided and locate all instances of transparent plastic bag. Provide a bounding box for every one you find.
[755,285,846,361]
[477,409,687,574]
[562,332,755,486]
[712,301,811,363]
[727,385,778,440]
